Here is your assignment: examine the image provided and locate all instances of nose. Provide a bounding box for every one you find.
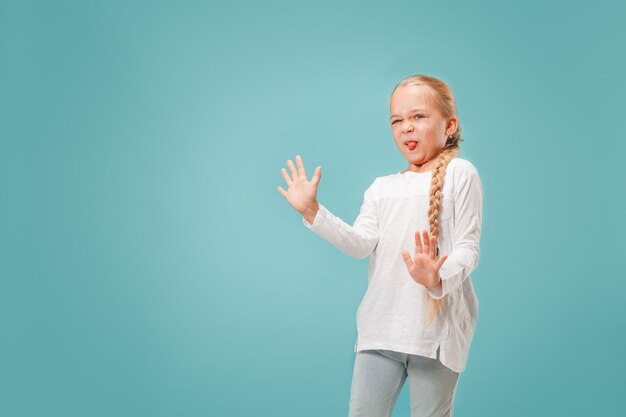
[401,120,414,134]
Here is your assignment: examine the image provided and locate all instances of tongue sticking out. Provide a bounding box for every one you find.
[407,141,417,150]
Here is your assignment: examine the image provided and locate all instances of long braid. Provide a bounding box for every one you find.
[425,143,459,327]
[390,74,464,329]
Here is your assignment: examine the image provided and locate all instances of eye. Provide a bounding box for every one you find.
[391,114,424,125]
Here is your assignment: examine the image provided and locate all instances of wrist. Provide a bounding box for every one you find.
[301,202,320,224]
[430,274,442,289]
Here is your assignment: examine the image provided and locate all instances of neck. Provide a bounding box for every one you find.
[406,159,434,173]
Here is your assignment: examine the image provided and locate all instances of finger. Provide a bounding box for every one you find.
[401,250,414,270]
[277,186,287,198]
[296,155,307,178]
[414,230,423,254]
[429,235,437,258]
[287,159,298,178]
[422,230,430,255]
[280,168,293,185]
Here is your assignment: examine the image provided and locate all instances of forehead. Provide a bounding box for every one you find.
[390,84,438,116]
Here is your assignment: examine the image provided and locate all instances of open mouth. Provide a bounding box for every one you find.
[404,140,418,150]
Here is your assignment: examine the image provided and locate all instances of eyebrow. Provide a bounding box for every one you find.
[390,108,427,119]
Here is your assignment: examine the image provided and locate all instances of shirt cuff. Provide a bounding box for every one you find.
[424,275,445,299]
[302,204,327,229]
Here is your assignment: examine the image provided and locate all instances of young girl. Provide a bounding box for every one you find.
[277,74,483,417]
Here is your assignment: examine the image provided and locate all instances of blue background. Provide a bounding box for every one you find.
[1,0,625,416]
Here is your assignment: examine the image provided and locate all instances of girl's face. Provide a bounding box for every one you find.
[389,84,457,170]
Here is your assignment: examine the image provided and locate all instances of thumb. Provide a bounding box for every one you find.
[312,166,322,186]
[401,250,413,270]
[436,255,448,270]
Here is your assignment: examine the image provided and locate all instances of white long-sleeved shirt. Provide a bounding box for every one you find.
[302,157,483,373]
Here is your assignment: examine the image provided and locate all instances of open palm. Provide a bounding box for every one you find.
[402,230,448,289]
[276,155,322,214]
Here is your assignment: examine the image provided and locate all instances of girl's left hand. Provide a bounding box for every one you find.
[401,230,448,289]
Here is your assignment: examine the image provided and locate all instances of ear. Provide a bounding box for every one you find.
[446,116,458,136]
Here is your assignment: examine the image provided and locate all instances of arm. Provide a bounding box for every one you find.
[302,183,379,259]
[425,166,483,299]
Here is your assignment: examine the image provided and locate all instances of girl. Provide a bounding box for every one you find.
[276,74,483,417]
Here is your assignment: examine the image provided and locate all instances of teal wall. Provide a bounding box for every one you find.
[1,0,624,416]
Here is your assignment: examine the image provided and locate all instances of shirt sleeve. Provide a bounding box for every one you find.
[425,166,483,299]
[302,181,379,259]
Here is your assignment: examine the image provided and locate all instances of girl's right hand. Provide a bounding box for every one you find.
[277,155,322,215]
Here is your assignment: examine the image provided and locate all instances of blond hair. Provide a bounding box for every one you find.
[391,74,463,328]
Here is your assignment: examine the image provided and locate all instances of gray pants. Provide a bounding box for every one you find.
[348,347,460,417]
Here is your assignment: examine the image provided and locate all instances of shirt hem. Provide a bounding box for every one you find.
[354,339,464,373]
